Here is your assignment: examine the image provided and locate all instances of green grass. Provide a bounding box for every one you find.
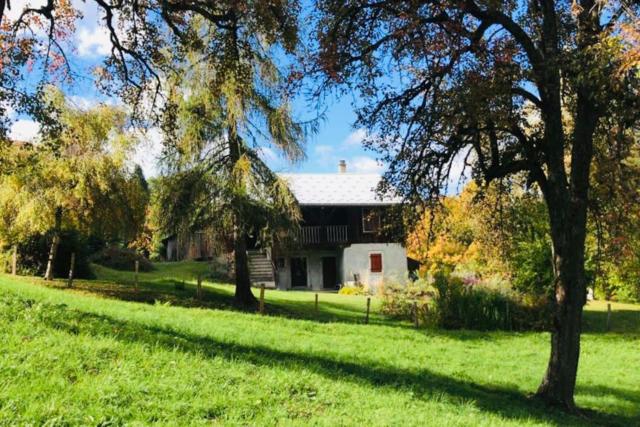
[0,262,638,425]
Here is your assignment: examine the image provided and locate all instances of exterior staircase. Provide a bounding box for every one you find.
[247,250,276,288]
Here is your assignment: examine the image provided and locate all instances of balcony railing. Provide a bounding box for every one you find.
[296,225,349,245]
[299,226,321,244]
[326,225,348,243]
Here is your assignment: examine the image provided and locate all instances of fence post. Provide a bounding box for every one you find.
[413,301,419,328]
[606,303,612,332]
[197,274,203,300]
[315,293,319,312]
[259,284,265,315]
[365,297,371,324]
[11,245,17,276]
[134,260,139,291]
[67,252,75,288]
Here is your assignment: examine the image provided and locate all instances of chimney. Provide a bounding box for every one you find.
[338,160,347,173]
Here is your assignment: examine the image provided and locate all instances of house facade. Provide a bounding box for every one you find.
[248,161,409,291]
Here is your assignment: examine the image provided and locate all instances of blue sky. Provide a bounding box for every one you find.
[6,0,383,178]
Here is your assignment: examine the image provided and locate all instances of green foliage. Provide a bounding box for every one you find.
[3,230,94,279]
[408,181,555,299]
[380,279,433,321]
[0,89,149,278]
[429,272,551,332]
[89,247,154,273]
[509,238,554,297]
[381,272,551,331]
[589,143,640,302]
[0,89,145,241]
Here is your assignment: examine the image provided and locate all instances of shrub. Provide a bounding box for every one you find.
[338,284,365,296]
[380,272,551,331]
[380,278,433,321]
[508,238,554,298]
[90,246,154,272]
[431,272,551,331]
[3,230,94,279]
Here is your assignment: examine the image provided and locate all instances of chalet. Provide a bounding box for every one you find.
[248,160,409,291]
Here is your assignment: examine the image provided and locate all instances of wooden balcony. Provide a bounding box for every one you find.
[296,225,349,245]
[326,225,348,243]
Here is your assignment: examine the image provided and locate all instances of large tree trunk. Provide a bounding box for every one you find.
[536,58,597,409]
[233,225,257,308]
[44,207,63,281]
[535,224,587,410]
[227,110,257,308]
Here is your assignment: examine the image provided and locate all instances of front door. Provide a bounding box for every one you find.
[290,257,308,288]
[322,256,337,289]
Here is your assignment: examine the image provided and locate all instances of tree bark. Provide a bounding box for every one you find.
[11,245,17,275]
[536,55,597,409]
[44,207,63,281]
[44,234,60,281]
[535,222,586,410]
[233,224,257,308]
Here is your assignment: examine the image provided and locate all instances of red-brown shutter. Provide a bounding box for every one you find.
[370,253,382,273]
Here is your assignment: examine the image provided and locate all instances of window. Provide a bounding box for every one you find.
[362,208,381,233]
[370,253,382,273]
[276,258,285,269]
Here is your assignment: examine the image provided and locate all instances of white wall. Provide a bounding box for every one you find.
[341,243,408,292]
[275,250,339,290]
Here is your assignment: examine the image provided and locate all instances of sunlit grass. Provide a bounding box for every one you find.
[0,263,638,425]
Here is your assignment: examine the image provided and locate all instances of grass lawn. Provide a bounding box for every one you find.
[0,262,638,425]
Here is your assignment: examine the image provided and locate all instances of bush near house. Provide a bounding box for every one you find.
[381,273,551,331]
[90,246,154,272]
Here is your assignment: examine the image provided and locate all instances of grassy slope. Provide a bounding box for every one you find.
[0,263,638,426]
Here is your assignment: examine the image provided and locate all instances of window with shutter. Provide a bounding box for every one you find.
[370,253,382,273]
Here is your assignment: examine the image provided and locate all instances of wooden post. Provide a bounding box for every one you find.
[413,301,419,328]
[606,303,612,332]
[315,293,319,312]
[11,245,17,276]
[134,260,139,291]
[67,252,75,288]
[365,297,371,324]
[259,284,265,315]
[197,274,203,300]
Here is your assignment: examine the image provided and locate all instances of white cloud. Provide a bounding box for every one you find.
[9,119,39,142]
[350,156,383,174]
[445,150,472,194]
[313,144,333,155]
[3,1,47,23]
[343,128,368,147]
[132,127,163,178]
[76,26,112,57]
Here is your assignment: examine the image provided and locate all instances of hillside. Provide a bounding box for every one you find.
[0,264,638,425]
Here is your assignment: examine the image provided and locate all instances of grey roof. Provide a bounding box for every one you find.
[278,173,402,206]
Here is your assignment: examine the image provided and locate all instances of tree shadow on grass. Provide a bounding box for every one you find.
[577,384,640,419]
[582,309,640,335]
[23,278,535,342]
[33,277,415,327]
[29,276,639,342]
[25,299,637,427]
